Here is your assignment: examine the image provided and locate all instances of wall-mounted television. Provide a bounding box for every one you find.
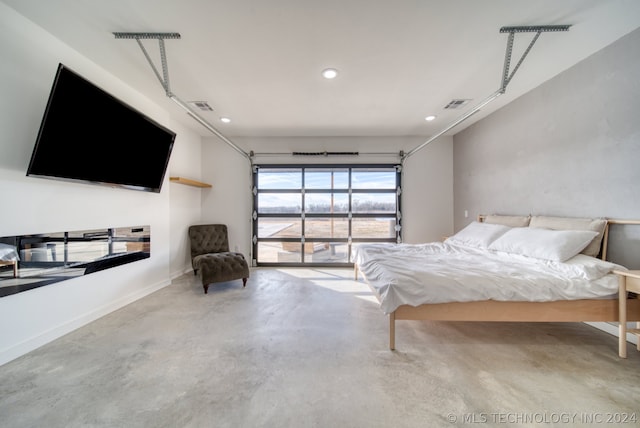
[27,63,175,193]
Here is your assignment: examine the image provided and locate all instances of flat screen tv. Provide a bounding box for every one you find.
[27,63,175,193]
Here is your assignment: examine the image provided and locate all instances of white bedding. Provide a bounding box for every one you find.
[0,243,19,262]
[353,242,626,314]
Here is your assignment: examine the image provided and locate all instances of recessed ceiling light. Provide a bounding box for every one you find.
[220,117,231,123]
[425,115,437,121]
[322,68,338,79]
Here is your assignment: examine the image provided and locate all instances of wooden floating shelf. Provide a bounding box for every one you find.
[169,177,212,188]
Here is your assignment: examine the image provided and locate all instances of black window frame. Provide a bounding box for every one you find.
[252,164,402,267]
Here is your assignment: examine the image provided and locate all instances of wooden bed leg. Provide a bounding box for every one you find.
[354,264,358,281]
[619,275,627,358]
[389,311,396,351]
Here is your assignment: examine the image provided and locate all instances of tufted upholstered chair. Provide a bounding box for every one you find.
[188,224,250,294]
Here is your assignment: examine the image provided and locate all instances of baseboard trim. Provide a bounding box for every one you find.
[171,266,193,280]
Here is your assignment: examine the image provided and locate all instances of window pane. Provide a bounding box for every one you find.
[352,193,396,213]
[305,193,349,213]
[257,241,301,263]
[257,218,301,238]
[305,218,349,238]
[352,169,396,189]
[304,242,349,263]
[257,193,301,214]
[258,169,301,189]
[304,169,348,189]
[352,218,396,238]
[254,165,399,266]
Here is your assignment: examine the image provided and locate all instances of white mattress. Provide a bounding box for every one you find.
[353,242,625,314]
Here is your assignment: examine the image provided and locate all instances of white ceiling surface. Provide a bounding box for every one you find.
[4,0,640,139]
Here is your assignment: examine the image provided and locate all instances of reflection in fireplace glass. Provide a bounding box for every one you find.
[0,225,150,298]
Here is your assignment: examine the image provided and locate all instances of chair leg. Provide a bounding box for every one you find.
[203,284,209,294]
[242,278,247,288]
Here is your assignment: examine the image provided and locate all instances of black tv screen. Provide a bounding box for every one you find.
[27,63,175,193]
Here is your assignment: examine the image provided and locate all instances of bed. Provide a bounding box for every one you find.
[353,214,640,357]
[0,243,19,278]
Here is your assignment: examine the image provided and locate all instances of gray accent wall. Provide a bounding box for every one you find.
[453,27,640,268]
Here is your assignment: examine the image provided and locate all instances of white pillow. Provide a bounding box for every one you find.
[445,221,511,249]
[528,216,607,258]
[488,227,599,262]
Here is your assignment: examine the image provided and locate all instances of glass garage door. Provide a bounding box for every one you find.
[252,164,401,266]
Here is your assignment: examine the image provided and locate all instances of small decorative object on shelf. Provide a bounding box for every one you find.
[169,177,212,188]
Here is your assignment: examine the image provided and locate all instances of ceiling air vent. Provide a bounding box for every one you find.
[444,99,471,109]
[189,101,213,111]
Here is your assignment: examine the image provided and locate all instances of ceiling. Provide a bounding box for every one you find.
[4,0,640,140]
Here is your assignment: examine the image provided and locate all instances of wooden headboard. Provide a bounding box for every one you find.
[476,214,640,262]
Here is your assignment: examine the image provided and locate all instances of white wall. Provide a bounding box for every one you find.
[0,4,203,365]
[200,135,453,259]
[168,123,204,279]
[402,137,453,243]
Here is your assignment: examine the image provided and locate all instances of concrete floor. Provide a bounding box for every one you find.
[1,268,639,428]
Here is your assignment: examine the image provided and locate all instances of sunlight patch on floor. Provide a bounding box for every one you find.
[274,267,379,304]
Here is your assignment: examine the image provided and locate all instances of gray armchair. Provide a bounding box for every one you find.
[188,224,249,294]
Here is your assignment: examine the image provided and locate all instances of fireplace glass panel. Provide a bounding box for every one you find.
[0,225,150,298]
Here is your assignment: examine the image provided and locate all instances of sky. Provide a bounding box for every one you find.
[257,168,397,210]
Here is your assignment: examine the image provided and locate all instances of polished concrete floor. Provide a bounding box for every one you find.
[1,268,639,428]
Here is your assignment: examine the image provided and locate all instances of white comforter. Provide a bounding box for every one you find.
[353,242,625,314]
[0,243,19,261]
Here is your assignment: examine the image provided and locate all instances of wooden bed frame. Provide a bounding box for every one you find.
[0,260,17,278]
[354,217,640,357]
